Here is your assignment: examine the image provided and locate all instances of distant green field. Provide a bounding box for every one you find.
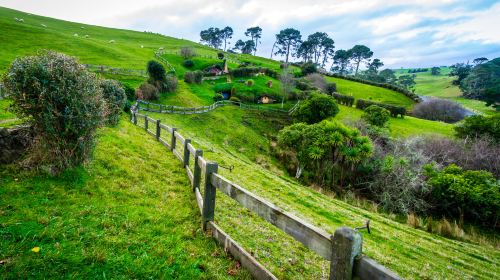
[325,76,415,109]
[394,67,496,115]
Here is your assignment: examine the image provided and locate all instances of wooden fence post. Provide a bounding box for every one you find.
[171,128,177,151]
[144,115,148,131]
[202,162,218,231]
[330,227,362,280]
[192,150,203,191]
[133,112,137,125]
[183,139,191,167]
[156,119,161,140]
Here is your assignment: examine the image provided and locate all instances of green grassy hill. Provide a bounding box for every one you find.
[394,67,496,115]
[1,6,497,279]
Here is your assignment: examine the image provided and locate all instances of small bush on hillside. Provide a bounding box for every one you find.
[147,60,166,82]
[163,75,178,92]
[330,92,355,106]
[363,105,391,127]
[2,51,105,173]
[123,84,136,101]
[182,59,194,68]
[213,93,224,102]
[295,79,314,91]
[326,83,337,94]
[425,164,499,227]
[100,79,126,126]
[413,99,466,123]
[356,99,406,118]
[180,46,196,59]
[455,115,500,142]
[301,62,317,76]
[184,71,203,84]
[304,73,327,92]
[217,52,224,59]
[136,82,159,100]
[293,93,339,124]
[246,79,254,86]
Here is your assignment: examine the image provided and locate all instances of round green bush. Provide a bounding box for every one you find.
[229,96,240,103]
[100,79,126,126]
[246,79,254,86]
[362,105,391,127]
[213,93,224,102]
[300,62,317,76]
[2,51,105,172]
[293,93,339,124]
[183,59,194,68]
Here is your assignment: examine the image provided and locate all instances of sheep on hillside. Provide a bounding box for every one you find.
[158,47,164,51]
[141,45,144,48]
[73,33,79,37]
[109,40,115,43]
[84,35,90,38]
[41,24,47,28]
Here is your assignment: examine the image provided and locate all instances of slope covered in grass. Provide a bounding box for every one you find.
[325,76,416,109]
[394,67,496,115]
[144,88,499,279]
[0,118,251,279]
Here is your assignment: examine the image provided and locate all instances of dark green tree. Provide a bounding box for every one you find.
[274,28,302,63]
[200,27,222,49]
[461,57,500,110]
[245,26,262,55]
[331,49,352,75]
[431,67,441,75]
[473,57,488,65]
[449,62,472,86]
[220,26,233,51]
[349,45,373,76]
[379,69,396,84]
[397,74,416,91]
[297,40,315,62]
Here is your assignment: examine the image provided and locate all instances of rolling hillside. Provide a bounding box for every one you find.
[394,67,496,115]
[1,6,497,279]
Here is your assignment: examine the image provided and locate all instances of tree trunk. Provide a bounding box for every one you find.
[295,164,303,179]
[286,42,290,63]
[355,58,361,76]
[270,41,276,59]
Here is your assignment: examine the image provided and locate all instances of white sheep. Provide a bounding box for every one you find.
[141,45,144,48]
[81,26,85,29]
[41,24,47,28]
[84,35,89,38]
[73,33,79,37]
[109,40,115,43]
[158,47,164,51]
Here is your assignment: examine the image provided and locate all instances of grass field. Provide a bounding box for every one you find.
[325,76,416,109]
[144,87,498,279]
[394,67,496,115]
[1,5,497,279]
[0,118,251,279]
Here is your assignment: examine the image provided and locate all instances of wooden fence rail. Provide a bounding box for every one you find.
[136,99,298,115]
[130,105,400,280]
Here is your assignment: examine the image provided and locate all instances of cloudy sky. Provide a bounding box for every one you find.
[1,0,499,68]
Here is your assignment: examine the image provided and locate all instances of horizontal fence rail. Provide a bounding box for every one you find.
[129,103,400,280]
[136,99,298,115]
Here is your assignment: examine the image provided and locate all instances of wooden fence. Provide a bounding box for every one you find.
[136,99,300,115]
[129,104,400,280]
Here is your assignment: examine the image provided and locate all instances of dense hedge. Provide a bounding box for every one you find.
[229,67,278,79]
[356,99,406,118]
[324,72,421,102]
[330,92,355,106]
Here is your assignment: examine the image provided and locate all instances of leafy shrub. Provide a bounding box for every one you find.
[304,73,327,92]
[184,70,203,84]
[122,84,136,101]
[362,138,431,215]
[356,99,406,118]
[246,79,254,86]
[180,46,196,59]
[425,164,499,227]
[326,83,337,94]
[213,93,224,102]
[147,60,166,82]
[217,52,224,59]
[136,82,159,100]
[293,93,339,124]
[100,79,126,126]
[300,62,317,76]
[455,115,500,142]
[412,99,466,123]
[277,120,372,189]
[330,92,354,106]
[182,59,194,68]
[163,75,178,92]
[213,82,233,93]
[295,79,314,91]
[362,105,390,127]
[2,51,105,172]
